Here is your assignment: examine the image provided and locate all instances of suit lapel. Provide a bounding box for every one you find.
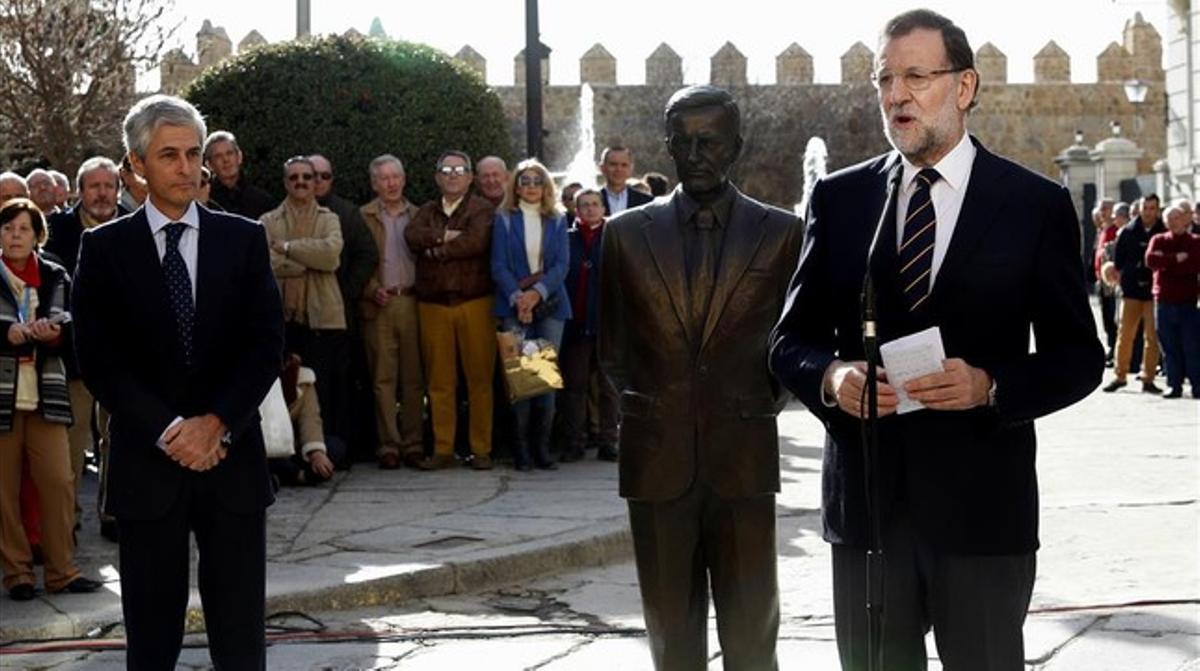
[509,210,530,277]
[641,201,690,339]
[193,207,221,366]
[122,210,178,363]
[930,139,1003,306]
[870,156,904,280]
[700,190,766,351]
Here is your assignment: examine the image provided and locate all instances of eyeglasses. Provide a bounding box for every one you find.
[438,165,469,176]
[517,175,545,187]
[287,173,314,182]
[314,172,333,181]
[870,67,965,92]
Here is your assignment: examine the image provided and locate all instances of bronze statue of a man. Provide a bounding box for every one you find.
[599,85,804,670]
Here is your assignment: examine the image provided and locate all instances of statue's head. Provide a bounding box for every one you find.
[663,85,742,197]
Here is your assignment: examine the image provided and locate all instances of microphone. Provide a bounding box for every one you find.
[861,166,903,362]
[859,162,902,671]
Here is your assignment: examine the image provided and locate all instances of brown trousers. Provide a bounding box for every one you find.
[418,296,496,456]
[363,294,425,457]
[1115,297,1160,382]
[0,410,80,591]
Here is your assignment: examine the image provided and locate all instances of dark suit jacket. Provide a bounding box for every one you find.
[45,203,131,277]
[318,192,378,330]
[600,185,804,501]
[601,186,653,216]
[72,205,284,520]
[769,138,1103,555]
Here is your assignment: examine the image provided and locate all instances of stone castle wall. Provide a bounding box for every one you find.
[495,81,1165,208]
[163,15,1165,208]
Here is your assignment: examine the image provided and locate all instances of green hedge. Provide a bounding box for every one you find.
[183,36,512,206]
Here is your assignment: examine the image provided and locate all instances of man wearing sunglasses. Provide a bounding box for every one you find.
[261,157,347,450]
[770,9,1102,670]
[405,151,497,470]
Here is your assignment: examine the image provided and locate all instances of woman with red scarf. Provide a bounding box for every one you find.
[558,188,620,464]
[0,198,100,600]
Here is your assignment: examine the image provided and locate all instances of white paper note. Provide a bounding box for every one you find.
[879,326,946,415]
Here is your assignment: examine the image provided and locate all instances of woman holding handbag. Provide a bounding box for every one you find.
[491,160,571,471]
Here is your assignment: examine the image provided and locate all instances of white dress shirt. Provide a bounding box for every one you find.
[606,186,629,214]
[144,197,199,300]
[894,131,976,289]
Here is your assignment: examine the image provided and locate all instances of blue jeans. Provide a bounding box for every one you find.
[500,317,565,465]
[1155,302,1200,391]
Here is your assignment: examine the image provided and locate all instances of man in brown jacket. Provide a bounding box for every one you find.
[360,154,425,469]
[405,151,497,470]
[262,156,347,444]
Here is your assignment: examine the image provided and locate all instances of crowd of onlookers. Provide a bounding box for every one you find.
[4,131,1196,602]
[1092,193,1200,399]
[0,136,674,599]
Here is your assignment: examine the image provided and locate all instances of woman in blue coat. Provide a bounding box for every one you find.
[491,159,571,470]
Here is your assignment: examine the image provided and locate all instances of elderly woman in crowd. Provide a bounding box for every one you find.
[490,159,571,471]
[0,198,100,600]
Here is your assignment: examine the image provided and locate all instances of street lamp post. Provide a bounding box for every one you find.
[524,0,550,160]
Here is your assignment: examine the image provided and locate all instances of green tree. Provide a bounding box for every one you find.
[184,36,512,205]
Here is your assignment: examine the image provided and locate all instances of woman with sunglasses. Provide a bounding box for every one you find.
[490,159,571,471]
[0,198,101,600]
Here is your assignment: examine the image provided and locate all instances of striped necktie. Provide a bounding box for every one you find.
[899,168,940,311]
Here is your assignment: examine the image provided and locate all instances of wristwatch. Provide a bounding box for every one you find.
[987,379,998,408]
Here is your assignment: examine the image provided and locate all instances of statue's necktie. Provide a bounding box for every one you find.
[163,222,194,366]
[899,168,940,311]
[689,208,717,336]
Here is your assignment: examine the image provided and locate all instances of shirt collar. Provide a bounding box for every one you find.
[676,182,735,229]
[145,198,199,235]
[900,131,975,194]
[442,195,464,216]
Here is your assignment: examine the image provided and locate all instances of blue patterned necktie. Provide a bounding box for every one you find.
[898,168,940,311]
[163,222,194,366]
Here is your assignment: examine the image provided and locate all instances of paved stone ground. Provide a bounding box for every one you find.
[2,372,1196,669]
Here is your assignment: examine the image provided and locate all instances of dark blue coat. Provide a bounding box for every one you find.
[490,208,571,321]
[564,223,604,339]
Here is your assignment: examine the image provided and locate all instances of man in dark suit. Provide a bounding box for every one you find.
[44,156,127,541]
[72,94,284,670]
[769,10,1103,670]
[600,85,803,670]
[598,145,653,215]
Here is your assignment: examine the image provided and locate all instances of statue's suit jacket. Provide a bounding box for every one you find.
[769,138,1104,554]
[599,185,803,502]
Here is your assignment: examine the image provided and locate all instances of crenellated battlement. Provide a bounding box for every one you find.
[158,13,1167,207]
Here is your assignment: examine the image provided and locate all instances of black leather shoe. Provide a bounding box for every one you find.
[1163,387,1183,399]
[56,576,102,594]
[1101,379,1126,393]
[597,445,619,462]
[1142,381,1163,394]
[9,583,35,601]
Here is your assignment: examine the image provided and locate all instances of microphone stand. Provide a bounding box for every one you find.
[860,168,900,671]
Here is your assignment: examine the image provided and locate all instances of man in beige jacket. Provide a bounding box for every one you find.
[262,156,347,445]
[359,154,425,469]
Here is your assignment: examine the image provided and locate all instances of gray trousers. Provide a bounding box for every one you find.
[832,509,1036,671]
